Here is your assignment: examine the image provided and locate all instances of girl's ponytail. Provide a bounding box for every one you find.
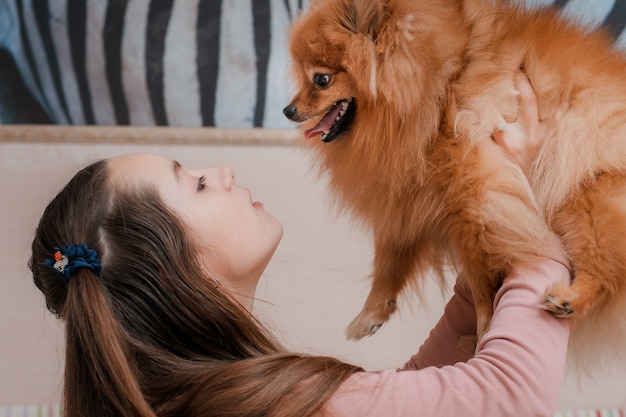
[62,268,155,417]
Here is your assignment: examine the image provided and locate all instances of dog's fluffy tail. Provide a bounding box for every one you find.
[567,291,626,378]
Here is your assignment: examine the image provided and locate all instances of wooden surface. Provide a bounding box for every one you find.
[0,125,298,146]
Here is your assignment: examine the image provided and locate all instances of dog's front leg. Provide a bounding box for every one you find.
[346,238,420,341]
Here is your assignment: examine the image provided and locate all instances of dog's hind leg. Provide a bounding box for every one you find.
[544,172,626,319]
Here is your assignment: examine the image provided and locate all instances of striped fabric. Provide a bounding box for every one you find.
[0,0,309,128]
[0,0,624,128]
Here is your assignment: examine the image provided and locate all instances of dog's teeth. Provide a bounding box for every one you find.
[336,102,348,120]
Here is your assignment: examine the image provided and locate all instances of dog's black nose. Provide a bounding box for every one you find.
[283,105,297,120]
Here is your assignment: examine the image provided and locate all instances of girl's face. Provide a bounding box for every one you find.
[108,153,283,307]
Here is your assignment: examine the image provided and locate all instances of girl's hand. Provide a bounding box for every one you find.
[492,72,542,171]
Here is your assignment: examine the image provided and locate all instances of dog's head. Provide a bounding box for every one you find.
[283,0,468,144]
[282,0,389,143]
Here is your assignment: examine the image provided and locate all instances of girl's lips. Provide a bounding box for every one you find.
[247,188,263,208]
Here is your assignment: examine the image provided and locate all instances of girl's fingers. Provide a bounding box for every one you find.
[492,72,542,171]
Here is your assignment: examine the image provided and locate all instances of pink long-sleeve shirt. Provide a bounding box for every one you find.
[322,259,571,417]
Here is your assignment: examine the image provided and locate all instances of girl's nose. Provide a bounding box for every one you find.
[219,166,235,190]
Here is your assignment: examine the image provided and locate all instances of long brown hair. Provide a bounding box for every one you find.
[29,159,362,417]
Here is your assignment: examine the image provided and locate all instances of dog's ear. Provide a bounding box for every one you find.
[335,0,390,100]
[338,0,388,41]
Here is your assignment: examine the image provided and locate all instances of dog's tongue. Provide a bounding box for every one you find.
[304,104,342,139]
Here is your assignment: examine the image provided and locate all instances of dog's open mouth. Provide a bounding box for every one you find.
[304,98,355,143]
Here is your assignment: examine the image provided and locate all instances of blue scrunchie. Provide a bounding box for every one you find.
[44,244,102,283]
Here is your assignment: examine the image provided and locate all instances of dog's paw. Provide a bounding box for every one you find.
[345,319,384,341]
[345,300,396,341]
[542,283,576,318]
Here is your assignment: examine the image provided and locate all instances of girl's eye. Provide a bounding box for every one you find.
[197,175,207,191]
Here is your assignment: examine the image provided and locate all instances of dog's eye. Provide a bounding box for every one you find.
[313,73,331,88]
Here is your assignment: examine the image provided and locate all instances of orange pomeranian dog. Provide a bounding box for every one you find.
[283,0,626,368]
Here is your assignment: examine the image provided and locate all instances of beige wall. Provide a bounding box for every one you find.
[1,134,625,410]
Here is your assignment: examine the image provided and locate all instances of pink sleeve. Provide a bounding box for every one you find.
[322,259,571,417]
[402,273,477,370]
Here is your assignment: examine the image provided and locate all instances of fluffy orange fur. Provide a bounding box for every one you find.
[285,0,626,371]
